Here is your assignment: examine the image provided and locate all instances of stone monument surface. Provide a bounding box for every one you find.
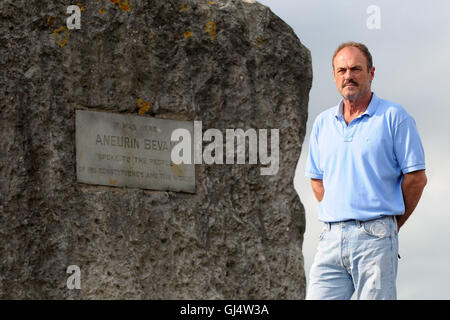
[0,0,312,299]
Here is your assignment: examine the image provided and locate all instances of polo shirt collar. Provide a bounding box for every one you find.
[335,92,379,120]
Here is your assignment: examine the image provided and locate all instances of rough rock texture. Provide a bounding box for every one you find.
[0,0,312,299]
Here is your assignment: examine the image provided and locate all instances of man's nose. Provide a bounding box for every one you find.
[343,69,353,79]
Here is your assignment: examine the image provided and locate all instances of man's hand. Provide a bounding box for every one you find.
[397,170,427,231]
[311,179,324,202]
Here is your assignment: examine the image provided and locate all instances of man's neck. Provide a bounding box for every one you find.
[343,91,373,116]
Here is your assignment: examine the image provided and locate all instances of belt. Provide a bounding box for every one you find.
[326,215,396,225]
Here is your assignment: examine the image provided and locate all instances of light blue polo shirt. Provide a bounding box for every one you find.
[305,92,425,222]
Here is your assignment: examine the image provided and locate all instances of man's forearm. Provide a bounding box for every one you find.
[397,170,427,230]
[311,179,324,202]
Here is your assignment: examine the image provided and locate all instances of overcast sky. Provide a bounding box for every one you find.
[257,0,450,299]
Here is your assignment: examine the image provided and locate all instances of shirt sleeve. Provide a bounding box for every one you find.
[393,116,426,174]
[305,118,324,179]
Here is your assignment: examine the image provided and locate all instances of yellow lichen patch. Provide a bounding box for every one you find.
[205,21,217,41]
[99,8,106,14]
[184,30,192,39]
[148,33,157,42]
[53,26,70,47]
[137,98,151,114]
[256,37,264,48]
[109,178,118,185]
[180,2,189,12]
[46,16,56,26]
[118,0,130,12]
[209,1,214,5]
[170,162,185,177]
[109,0,129,11]
[77,3,86,12]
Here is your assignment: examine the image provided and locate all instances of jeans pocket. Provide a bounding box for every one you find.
[319,225,328,241]
[362,219,390,239]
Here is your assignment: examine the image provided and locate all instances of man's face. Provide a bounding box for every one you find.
[332,47,375,102]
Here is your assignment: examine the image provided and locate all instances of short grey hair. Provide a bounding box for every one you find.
[332,41,373,72]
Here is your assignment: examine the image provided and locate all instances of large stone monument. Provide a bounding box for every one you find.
[0,0,312,298]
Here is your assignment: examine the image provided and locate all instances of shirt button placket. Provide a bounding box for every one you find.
[344,121,356,142]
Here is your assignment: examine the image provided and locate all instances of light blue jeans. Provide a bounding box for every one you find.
[306,215,399,300]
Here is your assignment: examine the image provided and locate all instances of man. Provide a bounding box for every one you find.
[305,42,427,300]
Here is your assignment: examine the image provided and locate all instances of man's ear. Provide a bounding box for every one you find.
[370,66,375,80]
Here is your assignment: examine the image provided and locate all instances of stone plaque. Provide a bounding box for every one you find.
[76,109,195,193]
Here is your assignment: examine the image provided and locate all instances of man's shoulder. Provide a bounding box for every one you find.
[376,96,407,114]
[375,95,414,126]
[313,104,339,126]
